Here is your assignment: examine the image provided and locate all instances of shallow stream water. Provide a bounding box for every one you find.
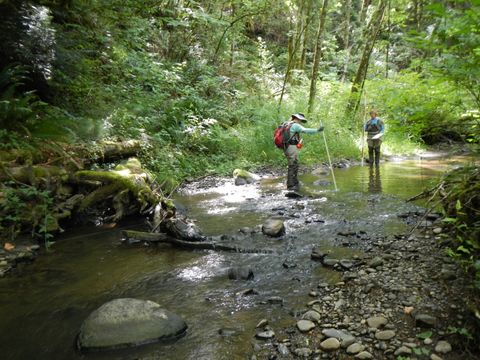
[0,154,470,360]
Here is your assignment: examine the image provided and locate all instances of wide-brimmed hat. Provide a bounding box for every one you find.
[292,113,307,122]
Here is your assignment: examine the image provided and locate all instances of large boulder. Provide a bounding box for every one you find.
[262,218,285,237]
[77,298,187,351]
[233,169,259,185]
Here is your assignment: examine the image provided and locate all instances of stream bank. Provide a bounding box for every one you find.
[0,152,478,360]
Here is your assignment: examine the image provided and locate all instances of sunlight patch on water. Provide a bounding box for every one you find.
[176,253,225,281]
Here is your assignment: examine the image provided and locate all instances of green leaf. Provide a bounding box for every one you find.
[455,200,462,211]
[416,330,433,339]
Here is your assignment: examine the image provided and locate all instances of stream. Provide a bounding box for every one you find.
[0,154,470,360]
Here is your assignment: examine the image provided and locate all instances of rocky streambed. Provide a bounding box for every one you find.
[0,155,477,360]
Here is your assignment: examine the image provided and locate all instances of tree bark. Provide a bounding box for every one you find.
[346,0,387,116]
[307,0,329,114]
[341,0,352,82]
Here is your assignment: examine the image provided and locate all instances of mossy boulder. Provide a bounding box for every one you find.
[233,169,259,185]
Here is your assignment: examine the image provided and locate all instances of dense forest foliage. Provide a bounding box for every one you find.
[0,0,479,337]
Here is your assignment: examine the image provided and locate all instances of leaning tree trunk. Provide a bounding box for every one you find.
[345,0,387,117]
[307,0,329,114]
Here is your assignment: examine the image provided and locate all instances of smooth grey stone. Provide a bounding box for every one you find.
[302,310,321,322]
[394,345,412,356]
[297,320,316,332]
[262,218,285,237]
[346,343,365,354]
[320,337,341,351]
[77,298,187,350]
[375,330,396,340]
[367,316,388,329]
[355,351,373,359]
[435,340,452,354]
[256,330,275,339]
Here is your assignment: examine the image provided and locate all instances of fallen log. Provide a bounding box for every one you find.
[121,230,273,254]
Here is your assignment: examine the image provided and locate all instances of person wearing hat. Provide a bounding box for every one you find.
[364,110,384,166]
[284,113,324,192]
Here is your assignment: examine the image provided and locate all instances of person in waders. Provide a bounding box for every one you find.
[284,113,324,192]
[364,110,384,166]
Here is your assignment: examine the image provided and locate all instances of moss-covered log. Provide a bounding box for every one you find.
[0,140,144,167]
[0,164,68,184]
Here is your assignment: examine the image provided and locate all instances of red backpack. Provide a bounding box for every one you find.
[273,121,293,149]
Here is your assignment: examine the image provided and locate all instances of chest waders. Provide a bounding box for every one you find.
[284,132,300,191]
[366,119,382,166]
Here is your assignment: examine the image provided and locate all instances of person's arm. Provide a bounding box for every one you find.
[291,123,320,134]
[379,119,385,134]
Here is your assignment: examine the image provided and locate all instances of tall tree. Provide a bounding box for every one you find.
[307,0,329,114]
[346,0,387,116]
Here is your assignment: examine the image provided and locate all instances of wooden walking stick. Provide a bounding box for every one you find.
[361,91,368,166]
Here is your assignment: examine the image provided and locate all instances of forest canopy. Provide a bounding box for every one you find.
[0,0,478,184]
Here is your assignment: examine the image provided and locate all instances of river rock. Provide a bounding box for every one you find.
[394,345,412,356]
[256,330,275,339]
[368,257,384,268]
[77,298,187,350]
[311,248,327,261]
[302,310,321,322]
[346,343,365,354]
[294,347,312,357]
[228,266,254,280]
[367,316,388,329]
[277,343,290,356]
[233,169,259,185]
[320,337,341,351]
[375,330,396,340]
[430,354,443,360]
[414,313,437,328]
[321,328,355,347]
[297,320,316,332]
[434,340,452,354]
[355,351,373,359]
[262,218,285,237]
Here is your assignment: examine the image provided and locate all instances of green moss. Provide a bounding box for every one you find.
[75,168,161,211]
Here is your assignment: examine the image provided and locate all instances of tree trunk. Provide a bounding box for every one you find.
[341,0,352,82]
[346,0,387,116]
[360,0,371,24]
[307,0,329,114]
[300,0,314,70]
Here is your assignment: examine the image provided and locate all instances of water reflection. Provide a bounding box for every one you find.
[368,165,382,193]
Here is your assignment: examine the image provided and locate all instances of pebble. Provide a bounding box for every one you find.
[368,257,384,268]
[375,330,396,340]
[430,354,443,360]
[346,343,365,354]
[394,345,412,356]
[366,316,388,329]
[255,330,275,339]
[302,310,321,322]
[415,313,437,328]
[434,340,452,354]
[256,319,268,328]
[277,343,289,356]
[424,338,433,345]
[294,347,312,357]
[320,337,340,351]
[297,320,316,332]
[355,351,373,359]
